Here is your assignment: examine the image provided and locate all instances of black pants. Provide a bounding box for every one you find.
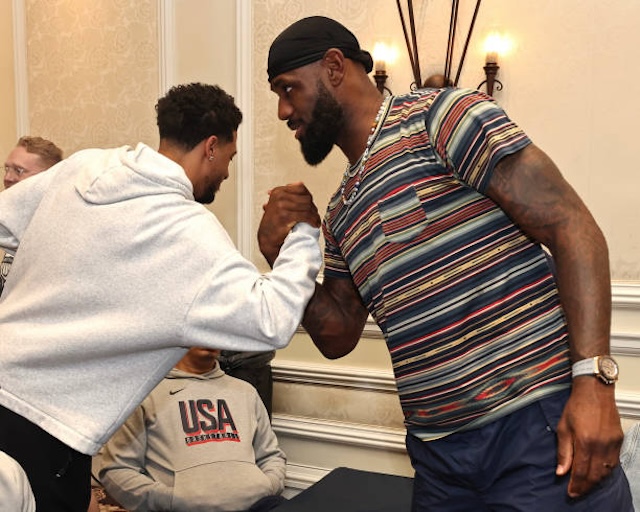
[0,405,91,511]
[248,494,288,511]
[222,364,274,419]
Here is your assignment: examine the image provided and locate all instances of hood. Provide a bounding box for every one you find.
[166,361,225,381]
[73,143,193,205]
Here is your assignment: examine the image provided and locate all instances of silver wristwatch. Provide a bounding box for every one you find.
[572,355,619,385]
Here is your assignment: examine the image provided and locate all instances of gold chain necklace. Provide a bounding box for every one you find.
[340,97,390,206]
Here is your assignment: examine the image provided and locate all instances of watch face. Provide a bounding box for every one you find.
[599,356,619,381]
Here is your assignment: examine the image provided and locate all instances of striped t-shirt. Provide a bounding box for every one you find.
[322,88,571,440]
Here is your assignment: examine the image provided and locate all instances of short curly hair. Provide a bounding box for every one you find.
[17,136,63,168]
[156,83,243,150]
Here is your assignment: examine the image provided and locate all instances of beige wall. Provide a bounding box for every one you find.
[172,0,239,240]
[252,0,640,281]
[3,0,239,238]
[26,0,159,156]
[0,1,17,177]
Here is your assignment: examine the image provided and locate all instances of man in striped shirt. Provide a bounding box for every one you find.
[261,15,633,511]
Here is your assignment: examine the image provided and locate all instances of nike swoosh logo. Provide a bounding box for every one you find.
[169,388,184,395]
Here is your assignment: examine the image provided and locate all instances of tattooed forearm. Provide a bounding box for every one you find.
[487,144,581,247]
[301,279,368,359]
[487,143,611,360]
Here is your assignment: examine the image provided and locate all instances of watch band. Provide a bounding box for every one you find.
[571,355,619,384]
[572,357,598,378]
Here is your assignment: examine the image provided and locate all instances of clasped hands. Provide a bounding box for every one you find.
[258,182,321,267]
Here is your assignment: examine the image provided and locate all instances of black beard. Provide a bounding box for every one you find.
[196,188,216,205]
[299,82,344,165]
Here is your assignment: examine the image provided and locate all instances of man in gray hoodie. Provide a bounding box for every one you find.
[1,135,64,296]
[99,347,287,512]
[0,83,321,511]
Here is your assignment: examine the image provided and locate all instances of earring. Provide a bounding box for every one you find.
[208,154,214,161]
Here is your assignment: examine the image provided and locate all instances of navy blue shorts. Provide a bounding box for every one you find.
[406,390,633,511]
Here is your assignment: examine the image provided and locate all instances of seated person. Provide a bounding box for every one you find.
[3,135,63,190]
[98,347,287,512]
[0,450,36,512]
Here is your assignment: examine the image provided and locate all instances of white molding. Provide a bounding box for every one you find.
[235,0,253,259]
[302,321,640,352]
[617,391,640,420]
[299,281,640,346]
[612,332,640,357]
[277,393,640,495]
[363,316,385,339]
[12,0,28,136]
[612,282,640,309]
[273,360,397,393]
[282,464,331,494]
[157,0,176,95]
[274,402,640,452]
[272,413,407,453]
[273,362,640,420]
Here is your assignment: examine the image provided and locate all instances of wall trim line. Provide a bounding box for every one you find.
[278,329,640,391]
[272,413,407,452]
[282,463,331,493]
[297,281,640,348]
[235,0,253,258]
[12,0,28,136]
[273,362,640,419]
[617,392,640,419]
[273,360,398,393]
[299,281,640,341]
[613,282,640,309]
[612,332,640,357]
[157,0,176,96]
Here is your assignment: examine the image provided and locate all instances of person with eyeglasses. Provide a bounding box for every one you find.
[1,136,64,296]
[3,136,63,190]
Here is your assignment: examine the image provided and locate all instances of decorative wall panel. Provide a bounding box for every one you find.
[25,0,159,156]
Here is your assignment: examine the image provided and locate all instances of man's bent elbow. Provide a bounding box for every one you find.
[311,335,359,360]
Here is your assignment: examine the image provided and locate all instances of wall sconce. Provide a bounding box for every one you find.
[372,42,397,95]
[478,32,510,96]
[396,0,482,90]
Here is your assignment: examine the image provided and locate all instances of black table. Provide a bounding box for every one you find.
[273,467,414,512]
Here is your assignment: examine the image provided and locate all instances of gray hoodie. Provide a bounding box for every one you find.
[99,362,285,512]
[0,451,35,512]
[0,143,321,455]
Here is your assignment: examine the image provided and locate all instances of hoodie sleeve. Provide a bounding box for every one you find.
[0,165,57,254]
[252,394,286,495]
[98,402,173,512]
[184,221,322,352]
[0,451,36,512]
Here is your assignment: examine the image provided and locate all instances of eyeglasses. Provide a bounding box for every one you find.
[4,164,34,177]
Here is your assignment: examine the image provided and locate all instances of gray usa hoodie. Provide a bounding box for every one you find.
[99,362,285,512]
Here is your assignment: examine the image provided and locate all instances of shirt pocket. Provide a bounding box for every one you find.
[378,185,429,244]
